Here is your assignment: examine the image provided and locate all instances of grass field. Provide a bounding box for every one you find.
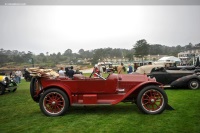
[0,79,200,133]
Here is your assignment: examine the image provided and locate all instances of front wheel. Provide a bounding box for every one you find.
[39,88,69,116]
[188,79,200,90]
[0,84,5,95]
[136,85,168,114]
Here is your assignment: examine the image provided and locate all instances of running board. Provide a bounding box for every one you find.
[72,103,111,106]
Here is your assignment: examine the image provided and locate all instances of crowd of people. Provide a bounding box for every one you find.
[58,63,134,79]
[91,62,135,76]
[116,63,134,74]
[9,69,23,84]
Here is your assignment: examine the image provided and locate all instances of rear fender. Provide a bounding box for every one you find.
[30,77,71,103]
[38,81,72,105]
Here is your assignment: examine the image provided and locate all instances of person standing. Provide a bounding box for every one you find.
[117,63,125,74]
[127,64,133,74]
[15,69,22,83]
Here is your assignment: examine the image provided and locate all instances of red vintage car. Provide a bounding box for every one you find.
[30,72,169,116]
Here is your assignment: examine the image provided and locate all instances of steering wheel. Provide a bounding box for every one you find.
[94,73,106,80]
[89,71,94,78]
[89,71,106,80]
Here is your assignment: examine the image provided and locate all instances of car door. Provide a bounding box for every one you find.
[75,76,118,94]
[150,68,172,85]
[151,72,171,85]
[165,70,194,84]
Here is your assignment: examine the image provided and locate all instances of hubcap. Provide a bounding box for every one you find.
[191,82,197,87]
[150,98,155,103]
[52,101,56,105]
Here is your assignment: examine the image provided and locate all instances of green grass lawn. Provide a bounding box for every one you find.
[0,79,200,133]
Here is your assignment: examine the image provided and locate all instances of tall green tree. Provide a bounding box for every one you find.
[133,39,150,57]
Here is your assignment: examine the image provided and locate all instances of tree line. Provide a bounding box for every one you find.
[0,40,199,67]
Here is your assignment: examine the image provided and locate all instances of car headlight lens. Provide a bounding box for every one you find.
[0,76,9,84]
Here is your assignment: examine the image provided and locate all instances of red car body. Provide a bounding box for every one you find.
[30,73,169,116]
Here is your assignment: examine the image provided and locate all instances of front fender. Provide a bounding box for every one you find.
[112,81,163,104]
[171,74,200,88]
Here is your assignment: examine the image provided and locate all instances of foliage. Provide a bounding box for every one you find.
[0,80,200,133]
[0,41,200,67]
[133,39,150,57]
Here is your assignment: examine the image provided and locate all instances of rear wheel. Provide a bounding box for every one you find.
[136,85,168,114]
[188,79,200,90]
[39,88,69,116]
[0,84,5,95]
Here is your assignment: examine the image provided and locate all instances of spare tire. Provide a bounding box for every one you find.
[30,77,40,102]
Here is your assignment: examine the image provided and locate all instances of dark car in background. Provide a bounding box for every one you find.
[0,75,17,95]
[136,65,196,87]
[149,68,195,86]
[171,70,200,89]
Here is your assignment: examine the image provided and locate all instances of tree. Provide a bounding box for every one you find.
[78,49,84,55]
[195,43,200,47]
[63,49,72,56]
[185,43,193,50]
[133,39,150,57]
[92,49,104,65]
[125,49,134,61]
[149,44,163,55]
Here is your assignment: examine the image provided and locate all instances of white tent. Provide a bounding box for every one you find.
[158,56,181,62]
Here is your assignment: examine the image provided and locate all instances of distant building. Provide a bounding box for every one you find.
[133,55,167,62]
[103,57,129,63]
[178,47,200,65]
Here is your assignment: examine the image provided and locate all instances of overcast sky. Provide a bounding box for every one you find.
[0,5,200,55]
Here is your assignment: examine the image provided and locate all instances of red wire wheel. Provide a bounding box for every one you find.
[39,89,69,116]
[136,85,168,114]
